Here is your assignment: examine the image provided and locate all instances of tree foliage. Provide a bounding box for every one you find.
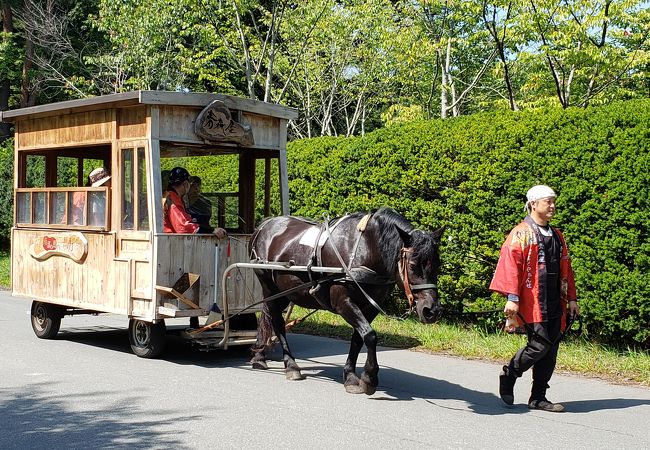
[2,0,647,136]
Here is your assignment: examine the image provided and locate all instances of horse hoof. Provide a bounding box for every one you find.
[250,358,268,370]
[359,379,377,396]
[286,370,304,381]
[345,383,366,394]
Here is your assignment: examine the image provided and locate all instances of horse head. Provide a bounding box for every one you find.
[396,226,444,324]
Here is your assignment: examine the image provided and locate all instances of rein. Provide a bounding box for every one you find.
[515,312,582,346]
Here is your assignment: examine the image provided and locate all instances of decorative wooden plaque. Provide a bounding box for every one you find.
[29,232,88,263]
[194,100,254,146]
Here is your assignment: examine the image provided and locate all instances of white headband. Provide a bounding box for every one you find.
[525,185,556,209]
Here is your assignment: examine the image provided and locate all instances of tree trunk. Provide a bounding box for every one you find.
[231,0,254,99]
[20,37,34,108]
[438,46,448,119]
[483,2,519,111]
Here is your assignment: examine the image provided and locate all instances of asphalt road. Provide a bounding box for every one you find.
[1,291,649,449]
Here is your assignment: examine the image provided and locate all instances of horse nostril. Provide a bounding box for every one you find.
[421,306,436,322]
[422,304,443,322]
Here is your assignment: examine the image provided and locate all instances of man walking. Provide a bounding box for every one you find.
[490,185,579,412]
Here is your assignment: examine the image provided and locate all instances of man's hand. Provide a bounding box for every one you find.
[504,300,519,318]
[568,300,579,317]
[213,227,227,239]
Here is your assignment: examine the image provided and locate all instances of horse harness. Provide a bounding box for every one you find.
[250,213,437,315]
[318,213,437,314]
[398,248,438,311]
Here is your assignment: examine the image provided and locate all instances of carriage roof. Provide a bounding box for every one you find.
[0,90,299,123]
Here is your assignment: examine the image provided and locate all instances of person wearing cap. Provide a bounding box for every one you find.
[163,167,227,238]
[490,185,579,412]
[70,167,111,225]
[88,167,111,226]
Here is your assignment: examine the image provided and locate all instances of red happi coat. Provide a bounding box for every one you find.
[489,217,577,328]
[163,190,199,234]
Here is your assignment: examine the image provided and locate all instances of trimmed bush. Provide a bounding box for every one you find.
[0,139,13,248]
[286,99,650,349]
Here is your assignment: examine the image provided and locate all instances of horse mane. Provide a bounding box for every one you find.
[373,207,439,272]
[373,208,413,272]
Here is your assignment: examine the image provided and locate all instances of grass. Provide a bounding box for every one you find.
[1,251,646,386]
[289,307,650,387]
[0,251,9,288]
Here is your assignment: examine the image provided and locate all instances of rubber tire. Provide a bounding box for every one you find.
[31,301,63,339]
[128,319,166,358]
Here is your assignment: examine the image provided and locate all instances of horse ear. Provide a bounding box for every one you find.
[431,226,445,241]
[396,226,412,246]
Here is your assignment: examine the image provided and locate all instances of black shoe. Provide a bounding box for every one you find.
[528,398,565,412]
[499,365,516,405]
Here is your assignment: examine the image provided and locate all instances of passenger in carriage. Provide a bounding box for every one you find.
[187,176,213,230]
[163,167,227,238]
[88,167,111,226]
[70,166,111,226]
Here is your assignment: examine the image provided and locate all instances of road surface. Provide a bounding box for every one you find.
[1,291,648,449]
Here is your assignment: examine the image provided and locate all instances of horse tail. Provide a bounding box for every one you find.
[251,300,275,354]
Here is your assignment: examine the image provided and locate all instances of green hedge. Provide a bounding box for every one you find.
[286,99,650,349]
[0,139,13,249]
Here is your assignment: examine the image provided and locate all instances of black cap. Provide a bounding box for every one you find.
[168,167,190,186]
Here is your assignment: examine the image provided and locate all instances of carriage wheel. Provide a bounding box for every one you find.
[31,301,63,339]
[128,319,166,358]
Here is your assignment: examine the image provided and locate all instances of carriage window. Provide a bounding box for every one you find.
[67,191,86,225]
[50,191,67,224]
[25,155,46,188]
[57,157,80,187]
[33,192,47,224]
[16,192,30,223]
[15,147,111,230]
[121,146,149,231]
[122,148,134,230]
[137,147,149,230]
[161,153,240,231]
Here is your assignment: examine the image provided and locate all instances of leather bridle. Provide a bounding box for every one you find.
[399,248,438,309]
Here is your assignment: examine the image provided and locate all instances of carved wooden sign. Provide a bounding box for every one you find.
[195,100,254,146]
[29,232,88,263]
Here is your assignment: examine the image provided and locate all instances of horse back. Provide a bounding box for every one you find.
[251,216,324,265]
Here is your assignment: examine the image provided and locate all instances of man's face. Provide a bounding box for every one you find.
[532,197,556,221]
[178,179,191,195]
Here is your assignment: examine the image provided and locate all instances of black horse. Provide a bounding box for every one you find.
[249,207,443,395]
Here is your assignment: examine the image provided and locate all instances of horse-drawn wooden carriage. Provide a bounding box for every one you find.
[2,90,298,357]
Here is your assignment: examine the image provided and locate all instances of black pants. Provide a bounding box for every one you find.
[509,316,562,399]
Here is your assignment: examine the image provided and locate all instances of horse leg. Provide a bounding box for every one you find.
[250,308,271,370]
[267,299,304,381]
[358,325,379,395]
[336,297,379,395]
[343,330,364,394]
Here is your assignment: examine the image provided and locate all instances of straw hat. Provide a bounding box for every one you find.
[89,167,111,187]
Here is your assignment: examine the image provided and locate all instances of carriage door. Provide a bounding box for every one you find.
[116,140,153,318]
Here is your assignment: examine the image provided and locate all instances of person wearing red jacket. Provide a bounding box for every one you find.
[163,167,227,239]
[490,185,579,412]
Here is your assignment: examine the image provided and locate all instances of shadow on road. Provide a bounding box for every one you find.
[52,326,650,417]
[0,383,198,450]
[561,398,650,413]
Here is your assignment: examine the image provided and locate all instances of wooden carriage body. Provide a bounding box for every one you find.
[2,91,298,351]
